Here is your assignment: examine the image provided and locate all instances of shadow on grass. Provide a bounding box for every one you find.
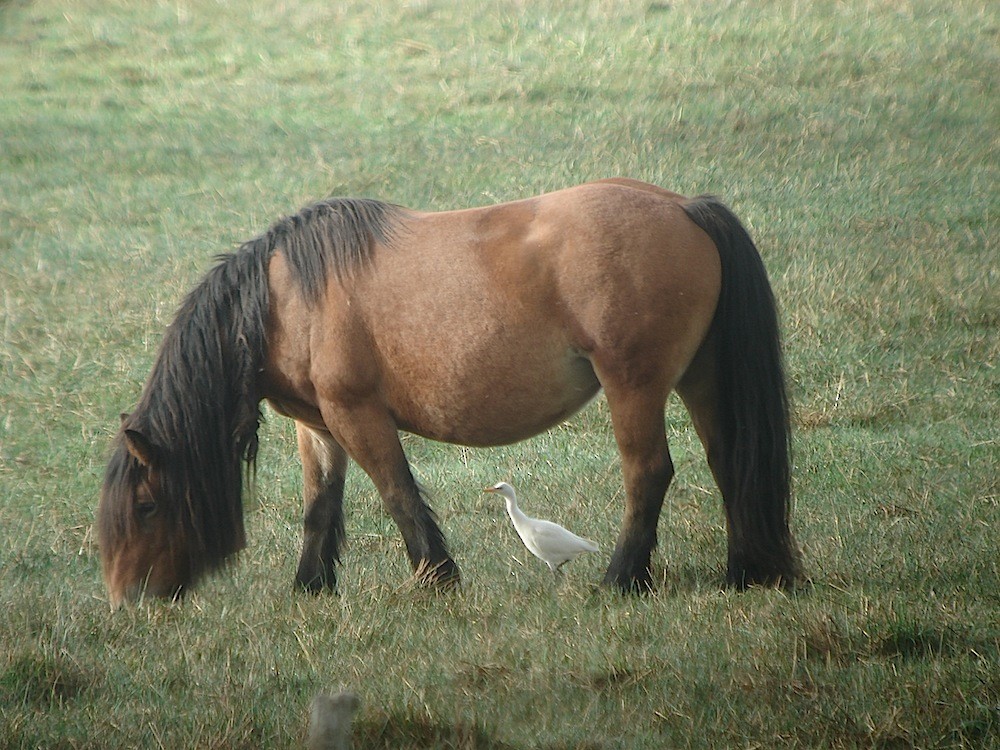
[657,562,815,598]
[357,712,613,750]
[356,712,518,750]
[877,619,979,660]
[0,0,31,13]
[0,651,95,709]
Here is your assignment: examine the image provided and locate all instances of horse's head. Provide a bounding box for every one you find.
[97,428,191,606]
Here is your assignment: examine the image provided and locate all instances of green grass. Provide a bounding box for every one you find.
[1,0,997,747]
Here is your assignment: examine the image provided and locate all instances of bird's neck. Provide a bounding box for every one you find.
[505,496,528,525]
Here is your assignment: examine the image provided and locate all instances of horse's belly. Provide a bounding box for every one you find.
[385,343,601,447]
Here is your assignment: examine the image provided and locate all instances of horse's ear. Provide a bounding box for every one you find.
[120,412,130,424]
[124,429,159,467]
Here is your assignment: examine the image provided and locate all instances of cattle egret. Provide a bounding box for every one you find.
[485,482,600,575]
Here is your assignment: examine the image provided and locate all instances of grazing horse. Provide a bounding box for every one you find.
[97,178,799,605]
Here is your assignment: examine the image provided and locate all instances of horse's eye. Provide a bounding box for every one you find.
[135,501,157,519]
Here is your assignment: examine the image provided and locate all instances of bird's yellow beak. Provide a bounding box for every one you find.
[483,486,497,494]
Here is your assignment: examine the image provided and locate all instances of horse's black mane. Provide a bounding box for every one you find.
[101,198,401,581]
[254,198,402,303]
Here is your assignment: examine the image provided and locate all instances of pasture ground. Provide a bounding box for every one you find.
[1,1,997,747]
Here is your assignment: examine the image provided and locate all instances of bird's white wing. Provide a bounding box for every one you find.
[530,519,599,553]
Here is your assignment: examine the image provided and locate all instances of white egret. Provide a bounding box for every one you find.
[484,482,600,575]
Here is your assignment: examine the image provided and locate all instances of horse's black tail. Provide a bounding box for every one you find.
[681,196,800,588]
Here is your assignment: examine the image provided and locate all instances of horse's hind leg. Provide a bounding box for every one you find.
[295,423,349,593]
[676,335,795,588]
[675,343,749,585]
[600,384,675,593]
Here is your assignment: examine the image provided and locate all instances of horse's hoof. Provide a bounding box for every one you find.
[725,561,800,590]
[601,568,654,595]
[295,572,338,595]
[415,558,461,590]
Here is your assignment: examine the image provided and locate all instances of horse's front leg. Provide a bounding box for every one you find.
[600,385,674,593]
[317,399,460,587]
[294,422,349,593]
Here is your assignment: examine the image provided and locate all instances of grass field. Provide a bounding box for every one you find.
[1,0,997,747]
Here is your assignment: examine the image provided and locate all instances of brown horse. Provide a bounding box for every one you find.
[97,178,799,605]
